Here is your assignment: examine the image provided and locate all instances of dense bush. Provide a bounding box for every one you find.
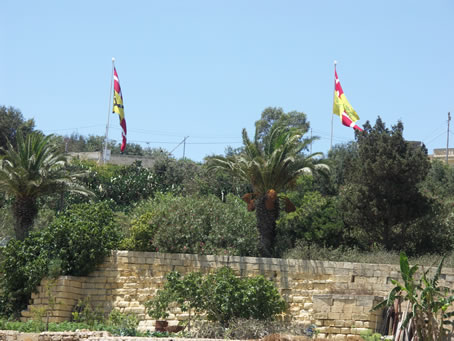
[339,118,434,253]
[421,159,454,200]
[0,237,49,316]
[276,192,344,254]
[149,155,198,195]
[71,298,139,336]
[145,267,286,327]
[0,202,120,316]
[120,212,156,251]
[40,202,120,275]
[273,175,345,256]
[122,193,259,256]
[64,160,156,211]
[200,267,286,324]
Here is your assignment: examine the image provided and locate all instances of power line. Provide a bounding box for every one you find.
[424,130,446,145]
[127,139,241,145]
[43,125,104,132]
[170,136,189,154]
[421,124,446,142]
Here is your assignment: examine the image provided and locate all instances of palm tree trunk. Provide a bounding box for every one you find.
[12,197,38,240]
[255,194,279,257]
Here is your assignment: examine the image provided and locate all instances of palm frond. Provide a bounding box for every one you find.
[0,132,92,200]
[209,122,329,197]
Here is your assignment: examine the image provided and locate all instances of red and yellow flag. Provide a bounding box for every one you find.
[113,67,127,152]
[333,69,362,131]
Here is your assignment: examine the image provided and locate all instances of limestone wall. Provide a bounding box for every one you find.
[20,251,454,340]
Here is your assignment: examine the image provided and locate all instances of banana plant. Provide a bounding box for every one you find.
[373,252,454,341]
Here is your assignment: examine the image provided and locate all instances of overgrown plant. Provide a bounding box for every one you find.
[0,202,120,316]
[359,329,382,341]
[107,309,139,336]
[71,297,105,327]
[123,193,259,256]
[145,267,286,327]
[373,252,454,341]
[0,310,140,336]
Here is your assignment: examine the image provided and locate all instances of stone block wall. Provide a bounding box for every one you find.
[20,251,454,339]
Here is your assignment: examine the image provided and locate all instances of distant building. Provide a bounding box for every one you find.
[430,148,454,165]
[68,151,156,168]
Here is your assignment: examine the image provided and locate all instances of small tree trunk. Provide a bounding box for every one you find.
[255,194,279,257]
[12,197,38,241]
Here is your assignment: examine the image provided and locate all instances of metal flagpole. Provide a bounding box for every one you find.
[330,61,337,151]
[103,58,115,164]
[446,112,451,165]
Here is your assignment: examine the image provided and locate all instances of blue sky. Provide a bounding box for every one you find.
[1,0,453,161]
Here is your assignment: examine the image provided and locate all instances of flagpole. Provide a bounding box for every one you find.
[330,60,337,151]
[103,58,115,164]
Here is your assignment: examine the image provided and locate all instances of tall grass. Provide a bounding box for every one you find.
[284,242,454,268]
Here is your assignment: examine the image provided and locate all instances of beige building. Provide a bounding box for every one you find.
[430,148,454,165]
[68,151,155,168]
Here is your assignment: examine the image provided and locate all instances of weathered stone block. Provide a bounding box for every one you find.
[333,319,345,327]
[331,304,345,313]
[328,312,341,320]
[341,327,351,334]
[313,312,328,319]
[351,312,371,320]
[303,302,313,310]
[16,332,40,341]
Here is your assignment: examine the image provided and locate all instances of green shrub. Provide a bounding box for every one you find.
[145,267,286,327]
[276,192,345,256]
[0,238,49,317]
[64,160,156,211]
[40,202,120,276]
[124,193,259,256]
[359,329,382,341]
[71,297,105,326]
[145,271,204,322]
[0,310,140,336]
[71,299,139,336]
[201,267,287,325]
[0,202,120,316]
[120,212,156,251]
[107,309,140,336]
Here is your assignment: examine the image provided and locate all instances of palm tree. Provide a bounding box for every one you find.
[0,132,92,240]
[209,124,329,257]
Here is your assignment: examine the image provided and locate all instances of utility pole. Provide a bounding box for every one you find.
[447,112,451,165]
[183,136,189,159]
[170,136,189,159]
[330,61,337,151]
